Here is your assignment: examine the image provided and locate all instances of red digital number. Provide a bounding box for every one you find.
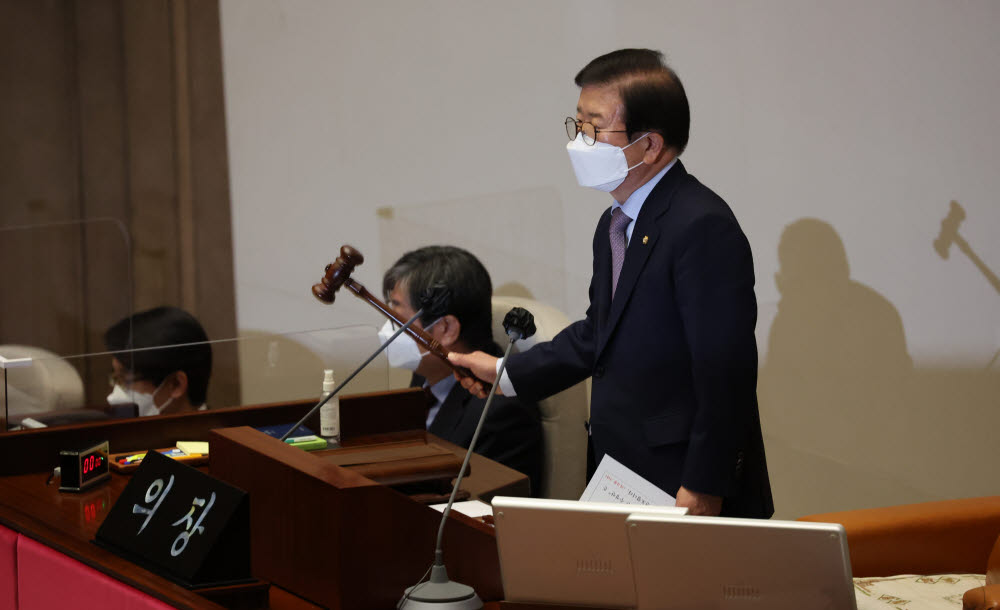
[82,454,97,475]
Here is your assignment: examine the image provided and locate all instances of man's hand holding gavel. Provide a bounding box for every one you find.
[448,351,500,399]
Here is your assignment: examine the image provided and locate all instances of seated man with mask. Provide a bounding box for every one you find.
[104,306,212,416]
[380,246,544,495]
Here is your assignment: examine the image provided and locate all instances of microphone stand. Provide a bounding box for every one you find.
[399,308,535,610]
[279,308,425,442]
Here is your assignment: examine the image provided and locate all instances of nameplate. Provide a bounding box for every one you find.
[94,450,251,588]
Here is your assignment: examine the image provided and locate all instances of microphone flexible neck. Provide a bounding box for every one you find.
[433,336,517,560]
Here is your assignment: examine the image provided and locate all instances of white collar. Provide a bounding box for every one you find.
[610,157,678,221]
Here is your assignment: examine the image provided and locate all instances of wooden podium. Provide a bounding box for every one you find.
[210,425,504,609]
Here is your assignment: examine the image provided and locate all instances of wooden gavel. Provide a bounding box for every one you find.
[312,245,483,384]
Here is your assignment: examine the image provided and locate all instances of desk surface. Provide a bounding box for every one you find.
[0,392,527,608]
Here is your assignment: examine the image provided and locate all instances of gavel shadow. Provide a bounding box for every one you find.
[935,200,1000,369]
[935,200,1000,297]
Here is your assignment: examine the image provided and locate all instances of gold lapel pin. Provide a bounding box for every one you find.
[642,235,649,245]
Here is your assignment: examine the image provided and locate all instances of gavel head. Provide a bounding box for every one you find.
[312,245,365,304]
[934,200,966,260]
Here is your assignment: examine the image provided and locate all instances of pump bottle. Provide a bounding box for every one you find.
[319,369,341,447]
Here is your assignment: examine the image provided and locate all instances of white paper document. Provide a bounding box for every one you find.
[430,500,493,519]
[580,454,676,506]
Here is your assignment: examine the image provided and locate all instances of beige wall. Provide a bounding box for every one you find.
[219,0,1000,517]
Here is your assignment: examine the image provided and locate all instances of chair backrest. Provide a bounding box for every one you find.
[491,296,589,499]
[799,496,1000,577]
[0,345,85,417]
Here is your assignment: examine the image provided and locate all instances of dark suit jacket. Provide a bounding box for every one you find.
[420,377,544,496]
[507,160,773,517]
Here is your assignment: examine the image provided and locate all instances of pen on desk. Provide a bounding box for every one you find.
[117,453,146,464]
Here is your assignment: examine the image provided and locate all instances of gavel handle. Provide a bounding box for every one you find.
[343,279,485,384]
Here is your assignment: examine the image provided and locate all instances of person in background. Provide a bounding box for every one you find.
[104,306,212,416]
[381,246,544,495]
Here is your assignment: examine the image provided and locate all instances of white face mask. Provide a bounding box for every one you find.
[566,131,650,192]
[106,380,173,417]
[377,317,441,372]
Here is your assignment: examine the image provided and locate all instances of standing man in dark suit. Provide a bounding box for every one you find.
[451,49,772,517]
[380,246,544,495]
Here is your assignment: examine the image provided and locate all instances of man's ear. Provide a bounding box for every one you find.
[436,314,462,349]
[642,132,667,164]
[167,371,189,399]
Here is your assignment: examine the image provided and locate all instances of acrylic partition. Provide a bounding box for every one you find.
[0,218,135,431]
[1,325,388,432]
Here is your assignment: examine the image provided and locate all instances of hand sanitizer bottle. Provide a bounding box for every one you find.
[319,369,340,447]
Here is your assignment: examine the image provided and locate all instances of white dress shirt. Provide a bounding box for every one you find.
[425,374,458,428]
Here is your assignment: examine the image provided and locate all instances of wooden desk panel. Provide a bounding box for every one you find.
[0,387,429,477]
[320,437,464,486]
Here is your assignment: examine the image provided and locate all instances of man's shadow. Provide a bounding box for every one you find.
[758,218,923,518]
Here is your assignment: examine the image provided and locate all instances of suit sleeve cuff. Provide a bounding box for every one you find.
[496,360,517,396]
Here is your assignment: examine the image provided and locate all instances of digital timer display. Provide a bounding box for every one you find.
[59,441,111,492]
[81,450,106,482]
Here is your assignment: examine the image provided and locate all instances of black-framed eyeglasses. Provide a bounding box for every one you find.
[108,371,145,389]
[565,117,628,146]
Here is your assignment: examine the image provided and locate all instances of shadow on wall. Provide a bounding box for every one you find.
[934,200,1000,297]
[759,217,1000,519]
[935,200,1000,370]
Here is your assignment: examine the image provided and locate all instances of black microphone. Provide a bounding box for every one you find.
[502,306,536,342]
[399,307,536,609]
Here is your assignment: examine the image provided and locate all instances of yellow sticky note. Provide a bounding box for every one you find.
[176,441,209,455]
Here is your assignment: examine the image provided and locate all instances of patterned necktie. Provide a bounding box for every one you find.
[609,207,632,300]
